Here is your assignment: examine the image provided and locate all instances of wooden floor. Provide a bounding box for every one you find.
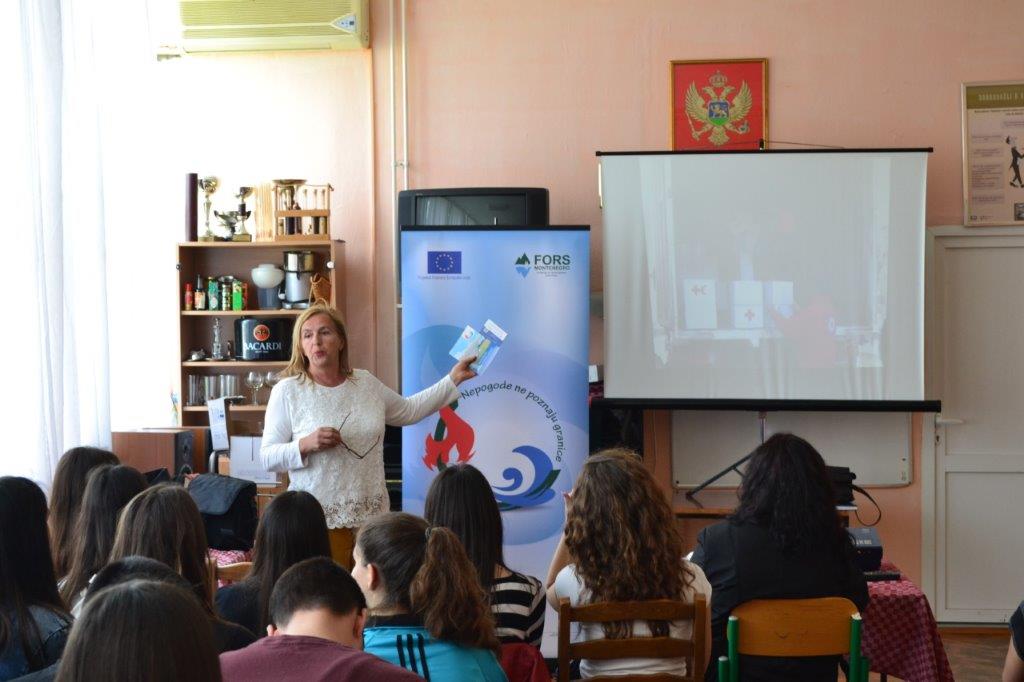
[867,629,1007,682]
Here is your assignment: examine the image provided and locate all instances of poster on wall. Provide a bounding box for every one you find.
[963,80,1024,226]
[671,58,768,151]
[400,226,590,653]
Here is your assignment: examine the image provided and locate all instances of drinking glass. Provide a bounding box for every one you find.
[265,370,281,388]
[187,375,204,407]
[245,371,265,405]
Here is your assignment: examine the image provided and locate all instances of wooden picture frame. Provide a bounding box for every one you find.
[671,58,768,151]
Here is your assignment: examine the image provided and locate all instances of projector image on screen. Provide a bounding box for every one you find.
[600,150,927,402]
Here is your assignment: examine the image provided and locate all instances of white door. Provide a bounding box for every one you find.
[929,226,1024,622]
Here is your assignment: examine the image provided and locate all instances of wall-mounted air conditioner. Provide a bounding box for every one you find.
[177,0,369,54]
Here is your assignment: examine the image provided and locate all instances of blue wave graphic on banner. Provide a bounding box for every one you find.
[493,445,559,510]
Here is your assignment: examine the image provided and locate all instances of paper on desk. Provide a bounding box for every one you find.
[229,436,277,485]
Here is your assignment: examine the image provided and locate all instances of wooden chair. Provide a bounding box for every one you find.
[717,597,868,682]
[557,594,707,682]
[205,558,253,604]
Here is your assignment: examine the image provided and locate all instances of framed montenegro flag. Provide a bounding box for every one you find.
[671,58,768,151]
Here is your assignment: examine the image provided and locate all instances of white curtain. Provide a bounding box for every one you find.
[0,0,122,486]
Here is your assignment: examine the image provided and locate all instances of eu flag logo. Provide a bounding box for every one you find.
[427,251,462,274]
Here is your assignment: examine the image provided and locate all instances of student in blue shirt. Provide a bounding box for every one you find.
[352,512,507,682]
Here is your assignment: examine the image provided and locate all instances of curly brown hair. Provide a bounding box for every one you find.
[565,448,694,638]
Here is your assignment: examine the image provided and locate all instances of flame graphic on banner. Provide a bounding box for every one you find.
[423,404,475,470]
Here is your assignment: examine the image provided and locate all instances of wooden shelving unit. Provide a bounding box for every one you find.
[182,310,301,317]
[182,405,267,413]
[182,360,288,369]
[177,239,345,431]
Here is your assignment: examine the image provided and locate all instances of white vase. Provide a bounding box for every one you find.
[251,263,285,288]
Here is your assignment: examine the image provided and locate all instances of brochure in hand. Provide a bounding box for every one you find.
[449,319,508,374]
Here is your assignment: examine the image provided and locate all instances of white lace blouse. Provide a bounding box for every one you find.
[260,369,460,529]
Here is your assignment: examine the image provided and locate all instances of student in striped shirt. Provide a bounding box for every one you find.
[424,464,546,647]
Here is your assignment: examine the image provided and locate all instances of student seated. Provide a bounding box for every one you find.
[58,465,147,615]
[22,556,260,681]
[108,484,254,652]
[216,490,332,637]
[219,557,418,682]
[48,447,118,580]
[546,449,711,679]
[0,478,72,681]
[1002,601,1024,682]
[54,580,220,682]
[691,433,869,682]
[424,464,546,647]
[353,512,507,681]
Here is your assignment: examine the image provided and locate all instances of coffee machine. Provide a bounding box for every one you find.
[281,251,315,309]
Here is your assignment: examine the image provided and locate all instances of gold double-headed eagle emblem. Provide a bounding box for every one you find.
[685,70,753,146]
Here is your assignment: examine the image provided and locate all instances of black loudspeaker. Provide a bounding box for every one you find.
[112,429,194,477]
[848,527,883,572]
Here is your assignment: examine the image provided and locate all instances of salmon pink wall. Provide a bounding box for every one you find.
[369,0,1019,584]
[373,0,1020,383]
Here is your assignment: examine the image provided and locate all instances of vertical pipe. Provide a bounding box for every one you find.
[400,0,409,190]
[389,0,402,382]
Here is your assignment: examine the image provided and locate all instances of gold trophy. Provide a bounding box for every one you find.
[233,186,254,242]
[213,210,241,240]
[198,176,219,242]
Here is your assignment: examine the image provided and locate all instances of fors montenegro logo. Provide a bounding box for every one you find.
[514,254,531,278]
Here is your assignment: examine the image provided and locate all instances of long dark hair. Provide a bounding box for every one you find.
[86,556,194,605]
[0,477,71,669]
[732,432,850,556]
[246,491,331,632]
[55,580,221,682]
[60,465,148,605]
[49,447,119,577]
[108,484,213,613]
[566,449,694,638]
[356,512,499,651]
[423,464,505,591]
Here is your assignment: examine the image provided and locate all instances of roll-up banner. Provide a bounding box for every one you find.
[401,226,590,652]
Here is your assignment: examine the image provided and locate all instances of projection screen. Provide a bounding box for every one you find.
[600,150,927,402]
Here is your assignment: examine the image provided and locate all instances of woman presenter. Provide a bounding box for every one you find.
[261,304,475,567]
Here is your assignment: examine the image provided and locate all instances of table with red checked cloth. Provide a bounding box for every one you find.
[208,548,252,588]
[861,561,954,682]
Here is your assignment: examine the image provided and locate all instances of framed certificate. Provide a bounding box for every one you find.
[671,58,768,151]
[962,80,1024,226]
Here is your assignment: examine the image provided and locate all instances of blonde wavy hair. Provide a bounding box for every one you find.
[281,304,353,382]
[565,448,694,638]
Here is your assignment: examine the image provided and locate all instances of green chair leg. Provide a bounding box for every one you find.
[848,614,863,681]
[717,655,729,682]
[727,616,739,682]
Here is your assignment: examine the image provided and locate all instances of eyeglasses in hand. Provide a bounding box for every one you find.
[337,413,382,460]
